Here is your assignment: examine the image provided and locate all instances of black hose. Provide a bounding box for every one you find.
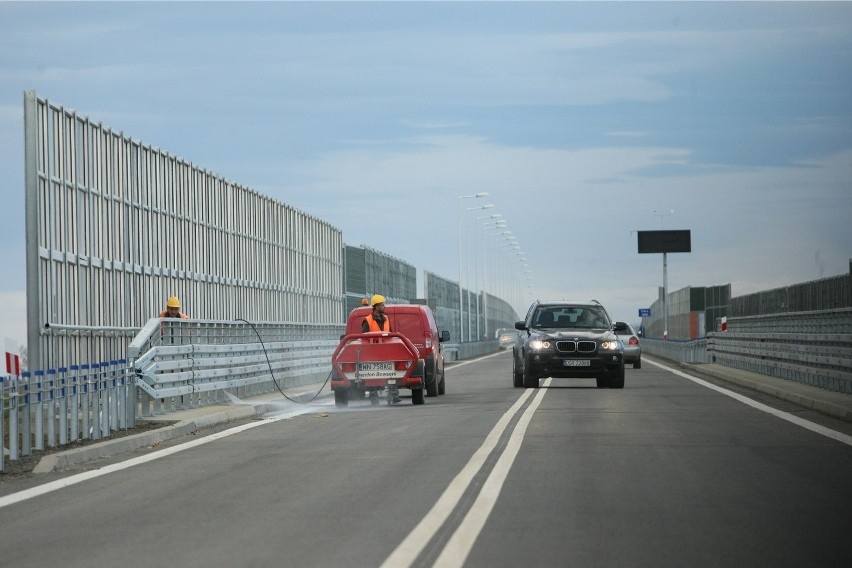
[235,318,332,404]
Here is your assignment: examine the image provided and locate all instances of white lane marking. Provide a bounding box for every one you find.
[434,379,549,568]
[0,409,311,510]
[380,386,535,568]
[647,358,852,446]
[448,350,507,368]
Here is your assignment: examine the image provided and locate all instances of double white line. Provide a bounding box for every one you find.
[381,378,550,568]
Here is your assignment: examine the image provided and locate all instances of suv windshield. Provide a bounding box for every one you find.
[533,306,610,329]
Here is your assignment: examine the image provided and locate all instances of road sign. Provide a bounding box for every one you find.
[638,308,651,317]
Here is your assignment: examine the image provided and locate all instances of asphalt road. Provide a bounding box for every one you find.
[1,352,850,567]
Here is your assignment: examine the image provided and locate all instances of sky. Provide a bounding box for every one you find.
[1,1,851,349]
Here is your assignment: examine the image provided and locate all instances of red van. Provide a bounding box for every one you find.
[333,304,450,405]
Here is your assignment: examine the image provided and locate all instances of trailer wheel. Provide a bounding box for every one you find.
[334,390,349,407]
[411,387,425,405]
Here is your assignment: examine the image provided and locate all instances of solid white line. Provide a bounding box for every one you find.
[379,387,535,568]
[433,379,550,568]
[0,409,310,510]
[647,358,852,446]
[448,350,507,368]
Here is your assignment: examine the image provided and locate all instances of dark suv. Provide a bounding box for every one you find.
[512,300,626,389]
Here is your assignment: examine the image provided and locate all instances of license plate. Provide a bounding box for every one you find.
[563,359,590,367]
[358,362,393,372]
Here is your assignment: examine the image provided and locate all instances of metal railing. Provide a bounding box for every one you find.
[707,331,852,393]
[642,309,852,394]
[1,318,345,472]
[639,337,711,364]
[128,318,343,418]
[1,360,134,471]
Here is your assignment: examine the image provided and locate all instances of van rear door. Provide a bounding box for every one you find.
[394,312,425,349]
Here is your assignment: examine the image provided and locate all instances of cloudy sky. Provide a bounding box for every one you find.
[1,1,851,347]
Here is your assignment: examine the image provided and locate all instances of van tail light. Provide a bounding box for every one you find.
[629,337,639,346]
[341,362,356,372]
[395,361,411,371]
[425,338,432,349]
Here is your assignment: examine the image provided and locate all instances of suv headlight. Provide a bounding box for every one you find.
[529,339,552,350]
[600,340,621,351]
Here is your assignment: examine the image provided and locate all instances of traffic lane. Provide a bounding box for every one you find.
[469,366,852,567]
[0,353,517,568]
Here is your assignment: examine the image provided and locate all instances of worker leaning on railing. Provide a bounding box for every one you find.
[160,296,190,319]
[159,296,191,347]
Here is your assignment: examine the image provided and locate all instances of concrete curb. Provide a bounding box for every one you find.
[33,403,271,474]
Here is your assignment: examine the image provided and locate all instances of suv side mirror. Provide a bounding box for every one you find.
[440,330,450,342]
[514,321,527,330]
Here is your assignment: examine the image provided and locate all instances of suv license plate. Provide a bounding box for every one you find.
[563,360,590,367]
[358,362,394,372]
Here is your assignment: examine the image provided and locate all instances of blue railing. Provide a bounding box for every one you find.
[1,360,135,471]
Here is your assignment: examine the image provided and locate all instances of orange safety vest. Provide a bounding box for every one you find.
[160,310,190,319]
[364,313,390,332]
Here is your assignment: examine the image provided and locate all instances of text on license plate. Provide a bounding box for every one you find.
[358,362,394,372]
[563,359,591,367]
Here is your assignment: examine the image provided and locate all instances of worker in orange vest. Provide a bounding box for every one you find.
[361,294,397,403]
[159,296,190,319]
[362,294,390,332]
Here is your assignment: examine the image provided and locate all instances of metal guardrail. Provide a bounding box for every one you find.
[1,319,345,472]
[720,308,852,334]
[1,360,134,471]
[641,308,852,394]
[707,332,852,393]
[639,337,711,364]
[129,318,344,417]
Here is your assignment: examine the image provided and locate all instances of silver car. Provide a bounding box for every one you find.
[494,328,518,350]
[614,322,641,369]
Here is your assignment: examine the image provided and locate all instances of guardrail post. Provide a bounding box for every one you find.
[106,361,116,434]
[114,360,126,429]
[46,368,56,448]
[21,370,31,455]
[58,367,68,445]
[9,375,19,461]
[0,376,5,471]
[92,363,103,440]
[80,364,91,439]
[33,369,45,451]
[69,364,80,441]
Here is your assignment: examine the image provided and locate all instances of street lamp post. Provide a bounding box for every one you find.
[457,193,488,343]
[478,216,505,339]
[466,204,494,340]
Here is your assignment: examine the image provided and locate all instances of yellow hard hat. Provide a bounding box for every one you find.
[370,294,386,306]
[167,296,181,308]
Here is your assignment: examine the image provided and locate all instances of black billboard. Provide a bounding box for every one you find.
[637,230,691,254]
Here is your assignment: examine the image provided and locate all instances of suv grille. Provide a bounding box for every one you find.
[556,341,597,353]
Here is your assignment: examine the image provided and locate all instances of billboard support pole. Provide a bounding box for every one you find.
[638,229,690,341]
